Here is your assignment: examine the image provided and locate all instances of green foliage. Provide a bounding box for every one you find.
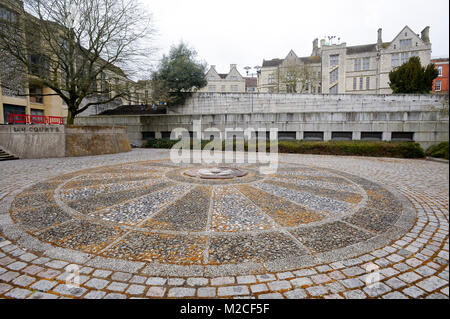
[389,57,438,94]
[143,138,426,159]
[426,142,449,160]
[151,42,207,106]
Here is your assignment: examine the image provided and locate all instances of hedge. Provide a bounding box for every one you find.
[144,138,426,159]
[426,142,449,160]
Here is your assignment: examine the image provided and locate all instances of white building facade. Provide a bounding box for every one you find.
[258,26,432,95]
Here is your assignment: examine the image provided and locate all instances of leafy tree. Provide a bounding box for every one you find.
[151,42,207,106]
[389,57,438,94]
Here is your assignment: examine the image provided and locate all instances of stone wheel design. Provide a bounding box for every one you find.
[9,160,414,274]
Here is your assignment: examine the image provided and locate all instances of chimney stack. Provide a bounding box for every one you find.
[421,26,430,43]
[377,28,382,45]
[312,38,319,56]
[320,39,325,47]
[230,64,237,70]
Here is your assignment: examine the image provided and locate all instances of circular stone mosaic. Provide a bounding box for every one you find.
[9,160,415,274]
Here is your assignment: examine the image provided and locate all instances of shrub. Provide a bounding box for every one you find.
[426,142,449,160]
[143,139,426,159]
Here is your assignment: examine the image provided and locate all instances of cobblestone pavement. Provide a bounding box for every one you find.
[0,149,448,299]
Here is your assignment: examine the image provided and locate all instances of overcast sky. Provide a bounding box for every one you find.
[143,0,449,76]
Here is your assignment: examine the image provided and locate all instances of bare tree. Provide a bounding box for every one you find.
[0,0,154,124]
[276,60,317,93]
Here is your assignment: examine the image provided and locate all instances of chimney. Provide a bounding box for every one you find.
[230,64,237,71]
[377,28,382,45]
[312,38,319,56]
[320,39,325,47]
[210,65,216,70]
[421,26,430,43]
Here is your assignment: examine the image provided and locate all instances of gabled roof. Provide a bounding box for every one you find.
[385,25,424,51]
[299,56,321,64]
[262,59,283,67]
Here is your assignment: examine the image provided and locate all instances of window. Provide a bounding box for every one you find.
[208,85,216,92]
[268,74,275,84]
[29,84,43,103]
[330,54,339,67]
[353,78,357,90]
[330,84,338,94]
[401,53,409,65]
[330,68,338,83]
[0,6,18,23]
[230,76,238,81]
[359,77,363,90]
[231,85,238,92]
[435,80,442,91]
[400,39,412,48]
[208,76,216,81]
[366,77,370,90]
[363,57,370,70]
[221,85,226,92]
[437,66,443,77]
[411,51,419,58]
[354,59,361,71]
[392,54,400,67]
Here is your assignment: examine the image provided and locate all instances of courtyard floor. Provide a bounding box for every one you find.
[0,149,448,299]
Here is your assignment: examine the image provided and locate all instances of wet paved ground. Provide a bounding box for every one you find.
[0,149,448,299]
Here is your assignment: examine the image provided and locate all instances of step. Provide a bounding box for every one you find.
[0,148,19,161]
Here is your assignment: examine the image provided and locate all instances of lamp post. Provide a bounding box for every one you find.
[244,66,261,113]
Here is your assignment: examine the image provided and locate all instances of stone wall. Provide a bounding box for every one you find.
[65,126,131,157]
[0,125,131,159]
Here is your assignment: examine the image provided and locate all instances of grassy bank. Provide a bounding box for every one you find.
[144,138,426,159]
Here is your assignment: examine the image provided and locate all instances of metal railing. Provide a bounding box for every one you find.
[6,113,64,125]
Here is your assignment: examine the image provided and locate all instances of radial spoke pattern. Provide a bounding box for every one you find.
[8,160,408,269]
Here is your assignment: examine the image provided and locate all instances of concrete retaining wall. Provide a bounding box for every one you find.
[0,125,65,159]
[0,125,131,159]
[74,93,449,150]
[169,93,449,115]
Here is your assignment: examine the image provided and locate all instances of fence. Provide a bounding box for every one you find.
[6,113,64,125]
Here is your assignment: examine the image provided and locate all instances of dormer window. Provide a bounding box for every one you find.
[230,76,238,81]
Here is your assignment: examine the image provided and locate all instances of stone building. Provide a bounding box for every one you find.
[258,26,433,95]
[258,47,322,94]
[199,64,246,93]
